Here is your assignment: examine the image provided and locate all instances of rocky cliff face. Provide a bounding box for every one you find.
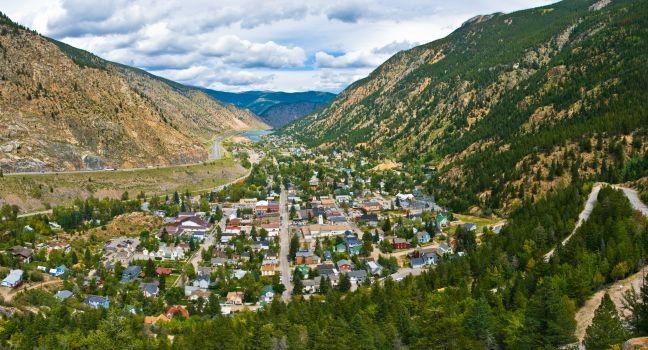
[288,0,647,210]
[0,14,268,172]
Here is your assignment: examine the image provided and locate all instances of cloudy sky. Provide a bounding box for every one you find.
[1,0,555,92]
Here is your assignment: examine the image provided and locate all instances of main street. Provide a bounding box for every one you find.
[278,185,293,301]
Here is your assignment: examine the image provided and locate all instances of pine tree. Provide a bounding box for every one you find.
[584,293,629,350]
[623,273,648,334]
[145,258,155,277]
[522,278,577,347]
[293,274,303,295]
[339,273,351,292]
[206,293,221,318]
[158,274,166,291]
[319,276,331,294]
[464,297,494,345]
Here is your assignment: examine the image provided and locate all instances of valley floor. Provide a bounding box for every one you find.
[0,158,247,213]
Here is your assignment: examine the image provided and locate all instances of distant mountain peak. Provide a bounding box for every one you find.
[201,89,336,128]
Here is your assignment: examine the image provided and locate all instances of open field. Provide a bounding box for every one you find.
[0,158,246,213]
[452,213,504,233]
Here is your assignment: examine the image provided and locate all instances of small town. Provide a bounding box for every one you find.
[0,136,503,331]
[1,0,647,348]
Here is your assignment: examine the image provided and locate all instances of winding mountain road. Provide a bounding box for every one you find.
[543,183,602,262]
[544,183,647,262]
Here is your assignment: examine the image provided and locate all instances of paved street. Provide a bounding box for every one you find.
[278,186,293,301]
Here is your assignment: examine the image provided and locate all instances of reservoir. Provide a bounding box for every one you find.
[240,130,274,142]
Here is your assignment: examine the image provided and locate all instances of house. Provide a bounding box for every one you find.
[261,264,276,276]
[302,277,320,294]
[156,267,172,276]
[366,261,383,276]
[193,275,211,289]
[197,266,212,278]
[295,250,316,265]
[323,250,333,262]
[211,257,227,267]
[54,290,73,301]
[1,269,23,288]
[188,289,212,301]
[144,314,170,326]
[435,214,449,232]
[416,231,431,244]
[462,223,477,232]
[232,269,248,279]
[344,236,363,255]
[47,241,71,253]
[308,176,319,190]
[422,252,440,265]
[300,224,351,239]
[84,295,110,309]
[347,270,368,284]
[491,223,505,234]
[140,282,160,297]
[259,285,274,305]
[296,264,310,278]
[166,305,189,318]
[336,259,353,272]
[252,240,270,251]
[358,214,379,226]
[437,243,453,255]
[317,264,338,279]
[328,216,348,224]
[410,257,426,269]
[265,250,279,260]
[335,195,352,204]
[226,291,244,305]
[121,265,142,284]
[159,214,211,239]
[10,246,33,263]
[192,230,207,241]
[361,201,382,214]
[49,265,67,277]
[392,238,411,250]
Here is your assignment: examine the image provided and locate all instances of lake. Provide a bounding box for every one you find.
[240,130,274,142]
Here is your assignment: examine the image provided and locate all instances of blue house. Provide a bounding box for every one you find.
[416,231,431,244]
[84,295,109,309]
[462,223,477,232]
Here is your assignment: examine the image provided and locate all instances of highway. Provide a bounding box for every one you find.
[209,136,223,160]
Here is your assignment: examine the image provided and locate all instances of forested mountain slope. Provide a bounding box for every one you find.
[204,90,335,128]
[287,0,648,211]
[0,14,268,172]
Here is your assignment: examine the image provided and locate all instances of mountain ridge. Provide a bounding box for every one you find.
[202,89,335,128]
[286,0,648,212]
[0,13,268,172]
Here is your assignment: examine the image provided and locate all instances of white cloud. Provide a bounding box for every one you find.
[315,50,381,68]
[201,35,306,68]
[0,0,558,92]
[372,40,419,55]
